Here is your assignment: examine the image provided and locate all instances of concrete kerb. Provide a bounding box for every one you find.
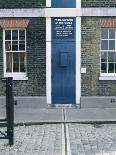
[1,120,116,127]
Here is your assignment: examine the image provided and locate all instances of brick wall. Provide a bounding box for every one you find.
[81,17,116,96]
[82,0,116,7]
[0,0,45,8]
[0,18,46,96]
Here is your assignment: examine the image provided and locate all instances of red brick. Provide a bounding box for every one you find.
[0,19,29,28]
[99,19,116,28]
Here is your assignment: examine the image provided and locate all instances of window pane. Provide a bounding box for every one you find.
[12,30,18,40]
[109,29,115,39]
[19,30,25,40]
[5,41,11,51]
[101,63,107,73]
[115,64,116,73]
[20,53,25,72]
[20,52,25,62]
[13,53,19,72]
[19,41,25,51]
[101,52,107,62]
[114,53,116,62]
[101,40,108,50]
[109,40,115,50]
[5,30,11,40]
[108,52,115,62]
[20,63,25,72]
[6,53,12,72]
[12,41,18,51]
[108,63,114,73]
[101,29,108,39]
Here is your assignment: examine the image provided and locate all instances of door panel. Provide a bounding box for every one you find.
[52,43,76,104]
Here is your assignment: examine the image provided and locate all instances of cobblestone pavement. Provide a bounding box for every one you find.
[1,124,116,155]
[68,124,116,155]
[0,124,62,155]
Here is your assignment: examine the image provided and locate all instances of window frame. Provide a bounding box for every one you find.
[3,28,28,80]
[100,28,116,77]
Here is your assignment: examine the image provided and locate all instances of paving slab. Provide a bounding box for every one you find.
[14,108,63,124]
[65,108,116,122]
[1,107,116,124]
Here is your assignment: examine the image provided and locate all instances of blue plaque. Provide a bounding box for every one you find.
[52,17,75,40]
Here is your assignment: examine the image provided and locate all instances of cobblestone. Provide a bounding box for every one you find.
[68,124,116,155]
[1,123,116,155]
[0,124,62,155]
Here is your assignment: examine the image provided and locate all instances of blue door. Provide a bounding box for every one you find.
[51,17,76,104]
[52,0,76,8]
[52,43,76,104]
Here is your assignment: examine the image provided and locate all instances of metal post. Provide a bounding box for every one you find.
[6,77,14,146]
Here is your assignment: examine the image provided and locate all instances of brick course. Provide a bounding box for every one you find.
[0,18,46,96]
[82,0,116,7]
[0,0,45,8]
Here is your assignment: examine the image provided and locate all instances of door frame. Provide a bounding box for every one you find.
[46,0,81,105]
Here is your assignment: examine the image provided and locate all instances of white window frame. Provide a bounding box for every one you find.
[3,28,28,80]
[100,28,116,80]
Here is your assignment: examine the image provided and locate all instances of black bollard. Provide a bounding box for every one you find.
[6,77,14,146]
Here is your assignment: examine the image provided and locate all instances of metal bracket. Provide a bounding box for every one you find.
[0,131,7,139]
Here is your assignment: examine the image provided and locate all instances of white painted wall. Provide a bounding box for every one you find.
[46,0,51,7]
[76,0,81,8]
[76,17,81,104]
[46,18,52,104]
[1,8,116,17]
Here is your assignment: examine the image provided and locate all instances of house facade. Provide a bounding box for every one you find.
[0,0,116,108]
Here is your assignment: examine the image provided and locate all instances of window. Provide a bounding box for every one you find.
[101,28,116,76]
[3,29,27,80]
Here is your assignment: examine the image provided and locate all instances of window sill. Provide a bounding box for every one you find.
[99,76,116,80]
[12,77,28,81]
[4,74,28,81]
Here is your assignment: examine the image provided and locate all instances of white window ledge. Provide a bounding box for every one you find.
[99,76,116,80]
[12,77,28,81]
[3,77,28,81]
[4,74,28,81]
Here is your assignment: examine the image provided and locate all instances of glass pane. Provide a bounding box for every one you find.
[108,63,114,73]
[20,53,25,72]
[6,53,12,72]
[20,63,25,72]
[101,40,108,50]
[114,53,116,62]
[19,30,25,40]
[109,40,115,50]
[19,41,25,51]
[108,52,115,62]
[20,52,25,62]
[109,29,115,39]
[115,64,116,73]
[12,41,18,51]
[13,53,19,72]
[5,41,11,51]
[12,30,18,40]
[101,29,108,39]
[101,52,107,62]
[5,30,11,40]
[101,63,107,73]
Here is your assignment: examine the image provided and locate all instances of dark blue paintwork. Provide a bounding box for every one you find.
[60,52,68,67]
[51,17,76,104]
[52,43,76,104]
[52,0,76,8]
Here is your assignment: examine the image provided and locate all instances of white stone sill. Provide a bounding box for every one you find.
[99,76,116,80]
